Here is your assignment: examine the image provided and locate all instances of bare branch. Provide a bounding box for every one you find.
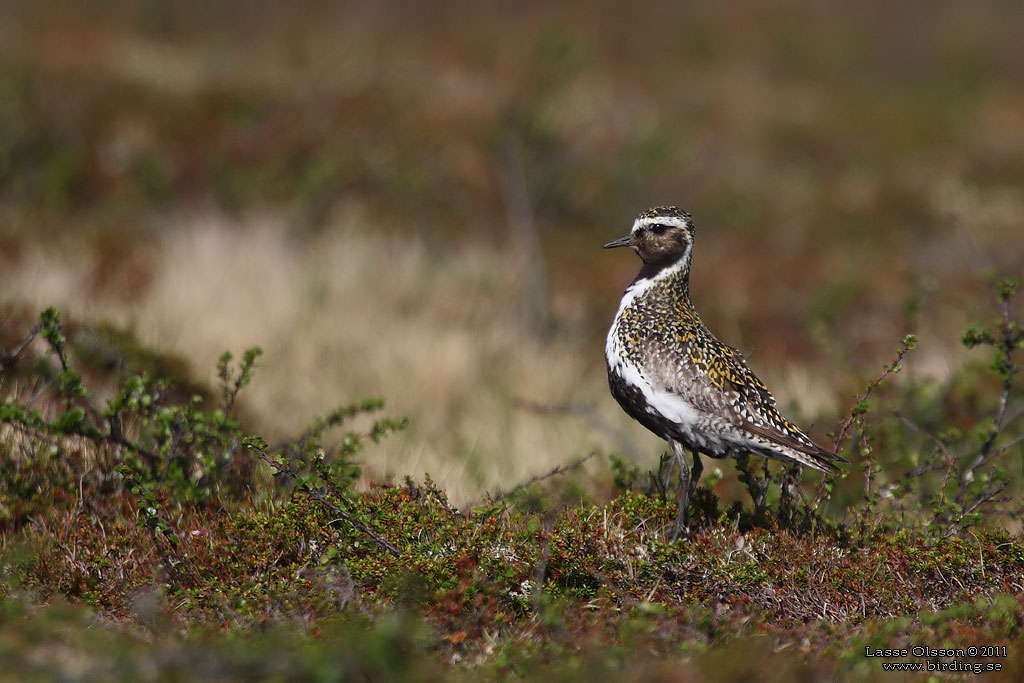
[478,451,598,510]
[0,323,43,371]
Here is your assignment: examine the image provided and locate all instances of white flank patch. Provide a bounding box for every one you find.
[606,315,701,432]
[620,356,701,428]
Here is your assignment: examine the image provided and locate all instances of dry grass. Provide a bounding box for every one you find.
[4,210,649,505]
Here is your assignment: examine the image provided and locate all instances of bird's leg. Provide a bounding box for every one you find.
[688,450,703,504]
[668,440,691,541]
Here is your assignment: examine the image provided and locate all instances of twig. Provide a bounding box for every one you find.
[945,469,1010,538]
[0,323,43,371]
[253,450,402,558]
[892,412,957,506]
[833,335,916,452]
[107,414,160,467]
[957,293,1019,506]
[809,469,833,508]
[478,451,598,509]
[893,413,957,465]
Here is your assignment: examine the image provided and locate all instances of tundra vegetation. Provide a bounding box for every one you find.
[2,2,1023,680]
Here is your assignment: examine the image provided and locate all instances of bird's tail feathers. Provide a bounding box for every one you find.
[745,422,847,474]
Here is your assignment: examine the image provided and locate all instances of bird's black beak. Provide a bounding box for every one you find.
[603,234,632,249]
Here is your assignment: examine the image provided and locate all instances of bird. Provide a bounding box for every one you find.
[604,206,846,539]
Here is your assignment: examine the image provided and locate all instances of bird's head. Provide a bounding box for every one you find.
[604,206,695,276]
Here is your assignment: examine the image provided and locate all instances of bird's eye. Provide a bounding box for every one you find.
[650,223,668,235]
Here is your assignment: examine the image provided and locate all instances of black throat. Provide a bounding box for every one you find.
[631,256,686,288]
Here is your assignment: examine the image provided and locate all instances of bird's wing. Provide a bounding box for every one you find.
[717,343,847,472]
[643,331,846,473]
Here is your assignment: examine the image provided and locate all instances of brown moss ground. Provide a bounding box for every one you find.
[3,479,1023,681]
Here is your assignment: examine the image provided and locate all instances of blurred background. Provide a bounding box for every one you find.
[2,0,1023,507]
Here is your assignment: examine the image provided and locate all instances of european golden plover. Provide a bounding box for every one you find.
[604,206,846,539]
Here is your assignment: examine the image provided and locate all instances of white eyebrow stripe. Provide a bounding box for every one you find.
[631,216,691,233]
